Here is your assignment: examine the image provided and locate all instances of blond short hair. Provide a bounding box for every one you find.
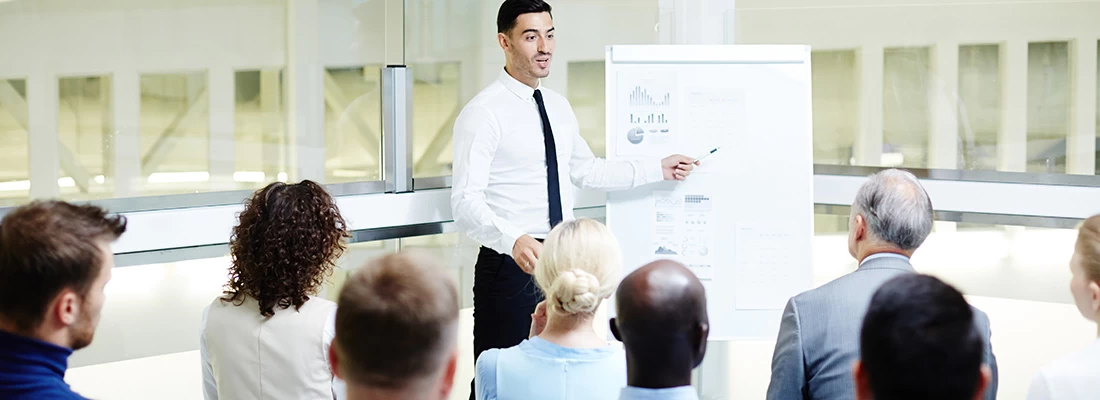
[534,219,622,315]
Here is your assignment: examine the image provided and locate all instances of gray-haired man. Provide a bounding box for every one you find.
[765,169,999,400]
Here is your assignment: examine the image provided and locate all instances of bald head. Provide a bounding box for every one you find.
[611,260,709,388]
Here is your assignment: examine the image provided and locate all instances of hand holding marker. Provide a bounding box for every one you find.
[674,147,719,179]
[694,147,721,164]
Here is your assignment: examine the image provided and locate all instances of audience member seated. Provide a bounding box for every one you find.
[475,218,627,400]
[855,274,992,400]
[329,251,459,400]
[1027,215,1100,400]
[0,201,127,399]
[611,260,708,400]
[201,181,349,400]
[767,169,998,400]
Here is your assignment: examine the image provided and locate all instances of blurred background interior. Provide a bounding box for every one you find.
[0,0,1098,398]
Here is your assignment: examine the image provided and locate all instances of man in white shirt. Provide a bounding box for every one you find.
[451,1,696,396]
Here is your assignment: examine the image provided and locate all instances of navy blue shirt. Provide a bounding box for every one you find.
[0,329,87,399]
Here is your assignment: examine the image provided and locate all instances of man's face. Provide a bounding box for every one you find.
[501,12,555,83]
[69,242,113,350]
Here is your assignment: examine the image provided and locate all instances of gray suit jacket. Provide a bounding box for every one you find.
[765,256,999,400]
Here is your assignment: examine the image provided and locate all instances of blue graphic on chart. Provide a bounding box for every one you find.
[653,189,716,280]
[617,72,677,157]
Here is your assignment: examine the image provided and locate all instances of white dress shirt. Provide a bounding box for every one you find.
[200,296,345,400]
[1027,338,1100,400]
[452,69,664,254]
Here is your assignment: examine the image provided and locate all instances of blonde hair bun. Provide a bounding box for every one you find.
[551,269,601,314]
[534,218,623,316]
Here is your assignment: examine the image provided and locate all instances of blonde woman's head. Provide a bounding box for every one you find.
[534,219,622,316]
[1070,215,1100,322]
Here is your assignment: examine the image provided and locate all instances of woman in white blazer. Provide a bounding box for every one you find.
[1028,215,1100,400]
[201,180,350,400]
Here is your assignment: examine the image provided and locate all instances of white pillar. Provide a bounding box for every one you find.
[28,73,59,199]
[929,42,960,169]
[260,69,284,179]
[106,71,142,197]
[855,44,884,166]
[208,66,237,189]
[658,0,736,45]
[1067,38,1098,175]
[998,41,1028,173]
[287,0,326,182]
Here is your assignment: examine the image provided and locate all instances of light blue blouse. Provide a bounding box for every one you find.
[475,336,627,400]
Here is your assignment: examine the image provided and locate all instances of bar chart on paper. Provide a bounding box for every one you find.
[617,74,678,156]
[628,86,672,107]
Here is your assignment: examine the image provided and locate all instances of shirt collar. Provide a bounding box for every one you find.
[860,252,911,267]
[0,329,73,381]
[619,385,699,400]
[498,67,541,101]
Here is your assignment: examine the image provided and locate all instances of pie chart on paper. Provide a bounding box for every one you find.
[627,127,645,144]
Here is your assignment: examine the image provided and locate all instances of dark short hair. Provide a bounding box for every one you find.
[222,180,349,317]
[334,251,459,388]
[860,274,983,400]
[497,0,552,34]
[0,201,127,332]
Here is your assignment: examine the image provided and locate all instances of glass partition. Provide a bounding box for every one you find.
[736,1,1100,174]
[0,78,30,205]
[0,0,400,207]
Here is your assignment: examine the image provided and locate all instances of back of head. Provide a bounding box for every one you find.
[224,180,349,317]
[497,0,553,34]
[0,201,127,334]
[613,260,708,371]
[535,218,622,316]
[860,274,983,400]
[1075,215,1100,284]
[852,169,933,250]
[334,250,459,391]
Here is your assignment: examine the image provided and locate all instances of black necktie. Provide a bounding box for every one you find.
[532,89,563,228]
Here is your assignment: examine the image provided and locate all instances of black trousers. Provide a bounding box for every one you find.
[469,246,543,399]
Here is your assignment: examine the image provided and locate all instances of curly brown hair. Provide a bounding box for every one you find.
[222,180,349,317]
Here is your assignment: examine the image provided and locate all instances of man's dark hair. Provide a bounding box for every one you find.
[860,274,984,400]
[0,201,127,332]
[497,0,553,34]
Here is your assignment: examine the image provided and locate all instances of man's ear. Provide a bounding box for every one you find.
[440,348,459,399]
[852,360,873,400]
[973,365,993,400]
[853,214,867,242]
[693,321,709,368]
[328,342,342,379]
[497,32,509,51]
[54,290,80,326]
[610,318,622,342]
